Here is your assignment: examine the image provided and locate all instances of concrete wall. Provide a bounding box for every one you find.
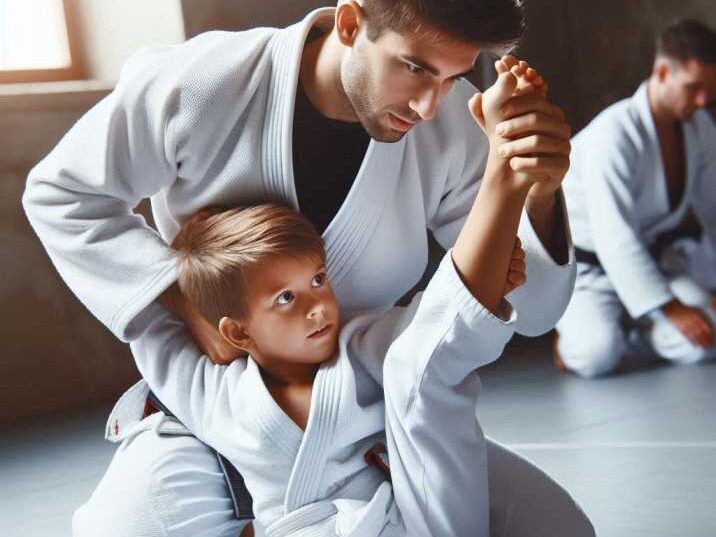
[2,1,716,423]
[519,0,716,132]
[0,84,140,425]
[75,0,186,83]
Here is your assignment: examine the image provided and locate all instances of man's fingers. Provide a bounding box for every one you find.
[499,135,571,159]
[684,325,712,348]
[468,92,486,130]
[502,94,565,121]
[497,112,571,139]
[509,155,570,175]
[678,313,714,348]
[692,316,714,348]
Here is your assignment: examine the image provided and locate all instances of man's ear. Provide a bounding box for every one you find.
[335,1,364,47]
[218,316,253,354]
[654,59,670,83]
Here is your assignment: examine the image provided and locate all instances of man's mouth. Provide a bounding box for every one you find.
[308,324,332,338]
[388,113,417,132]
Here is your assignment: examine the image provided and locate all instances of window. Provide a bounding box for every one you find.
[0,0,84,83]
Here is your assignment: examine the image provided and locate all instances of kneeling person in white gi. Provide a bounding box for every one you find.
[556,20,716,378]
[119,72,583,536]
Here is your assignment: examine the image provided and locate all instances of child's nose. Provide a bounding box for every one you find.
[307,301,326,319]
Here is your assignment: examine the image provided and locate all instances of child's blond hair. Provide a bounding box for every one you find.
[171,204,325,325]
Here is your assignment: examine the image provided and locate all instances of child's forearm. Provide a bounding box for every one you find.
[451,158,529,313]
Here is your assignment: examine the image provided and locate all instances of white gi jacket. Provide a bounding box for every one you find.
[23,7,574,341]
[122,253,518,536]
[563,82,716,318]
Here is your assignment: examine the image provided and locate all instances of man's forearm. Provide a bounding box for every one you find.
[526,190,569,265]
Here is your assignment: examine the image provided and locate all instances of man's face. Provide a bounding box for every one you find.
[240,253,340,372]
[341,25,480,142]
[660,58,716,120]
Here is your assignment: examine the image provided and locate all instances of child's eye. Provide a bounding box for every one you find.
[312,273,326,287]
[405,62,424,74]
[276,291,294,305]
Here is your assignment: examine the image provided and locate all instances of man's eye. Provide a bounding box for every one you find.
[405,63,423,74]
[312,273,326,287]
[276,291,294,305]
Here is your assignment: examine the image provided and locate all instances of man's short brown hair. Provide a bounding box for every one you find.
[171,204,325,325]
[361,0,525,51]
[657,20,716,65]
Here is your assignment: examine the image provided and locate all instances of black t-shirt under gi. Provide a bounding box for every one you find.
[292,81,370,233]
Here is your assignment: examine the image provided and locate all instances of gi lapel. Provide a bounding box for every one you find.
[246,358,304,460]
[262,8,335,206]
[261,8,407,292]
[322,138,407,288]
[635,83,694,238]
[283,354,345,513]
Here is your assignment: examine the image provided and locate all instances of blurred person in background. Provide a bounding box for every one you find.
[556,20,716,378]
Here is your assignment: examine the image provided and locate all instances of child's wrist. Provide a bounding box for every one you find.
[483,152,533,199]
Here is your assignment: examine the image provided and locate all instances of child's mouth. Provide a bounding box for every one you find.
[308,324,332,338]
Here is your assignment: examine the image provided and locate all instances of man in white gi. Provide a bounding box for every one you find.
[556,20,716,378]
[23,0,587,535]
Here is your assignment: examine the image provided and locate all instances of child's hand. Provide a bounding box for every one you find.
[503,238,526,296]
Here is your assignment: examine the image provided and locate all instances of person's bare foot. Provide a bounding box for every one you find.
[468,67,519,133]
[239,523,255,537]
[551,331,568,372]
[494,55,547,97]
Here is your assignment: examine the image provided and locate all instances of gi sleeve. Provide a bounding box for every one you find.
[584,124,673,318]
[21,46,185,341]
[381,252,517,536]
[128,302,250,452]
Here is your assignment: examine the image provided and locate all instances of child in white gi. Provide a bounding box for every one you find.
[126,69,567,536]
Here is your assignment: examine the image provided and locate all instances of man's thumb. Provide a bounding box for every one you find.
[468,92,486,131]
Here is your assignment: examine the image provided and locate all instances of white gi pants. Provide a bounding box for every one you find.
[73,427,593,537]
[556,237,716,378]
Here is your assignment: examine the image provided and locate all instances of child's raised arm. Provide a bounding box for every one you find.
[452,61,570,312]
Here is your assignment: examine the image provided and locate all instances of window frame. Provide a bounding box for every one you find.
[0,0,85,84]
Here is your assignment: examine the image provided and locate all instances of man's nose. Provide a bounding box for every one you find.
[409,84,440,121]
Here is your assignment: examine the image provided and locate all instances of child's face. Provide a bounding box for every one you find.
[239,253,340,371]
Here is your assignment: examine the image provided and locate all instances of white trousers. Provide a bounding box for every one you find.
[557,237,716,378]
[73,428,593,537]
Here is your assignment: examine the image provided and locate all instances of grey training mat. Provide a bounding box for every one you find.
[2,335,715,537]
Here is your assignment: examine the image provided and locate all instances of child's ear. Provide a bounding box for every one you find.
[218,316,253,353]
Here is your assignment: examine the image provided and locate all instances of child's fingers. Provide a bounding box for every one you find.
[512,242,525,260]
[504,269,527,295]
[509,257,526,275]
[507,270,526,286]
